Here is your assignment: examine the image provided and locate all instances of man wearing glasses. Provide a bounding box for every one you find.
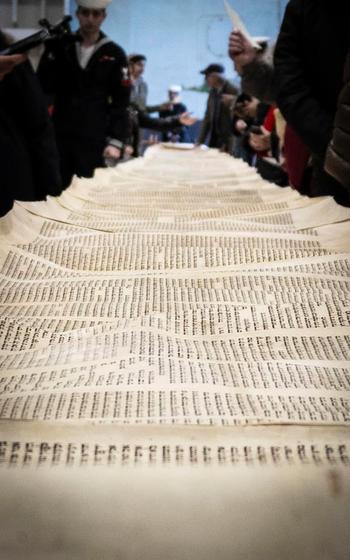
[38,0,130,187]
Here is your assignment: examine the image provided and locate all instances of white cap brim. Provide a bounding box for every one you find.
[77,0,111,9]
[169,85,182,93]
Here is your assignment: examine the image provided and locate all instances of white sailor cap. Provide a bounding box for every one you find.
[76,0,111,9]
[168,85,182,93]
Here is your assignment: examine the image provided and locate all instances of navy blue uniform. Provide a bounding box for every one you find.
[38,32,130,187]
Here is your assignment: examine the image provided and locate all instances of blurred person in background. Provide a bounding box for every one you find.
[233,93,271,162]
[196,63,238,153]
[159,85,191,143]
[129,53,172,114]
[128,53,148,111]
[228,30,296,187]
[233,92,287,185]
[128,54,195,154]
[127,100,196,157]
[128,54,197,153]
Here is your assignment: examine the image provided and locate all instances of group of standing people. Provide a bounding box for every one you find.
[1,0,349,217]
[197,0,350,206]
[0,0,196,216]
[127,53,193,156]
[228,0,350,205]
[1,0,128,214]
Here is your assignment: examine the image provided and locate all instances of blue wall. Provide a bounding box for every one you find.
[70,0,289,116]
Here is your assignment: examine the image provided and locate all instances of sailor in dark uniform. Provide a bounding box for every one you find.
[159,85,191,143]
[37,0,131,188]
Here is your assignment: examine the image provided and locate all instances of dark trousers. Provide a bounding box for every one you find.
[56,135,105,189]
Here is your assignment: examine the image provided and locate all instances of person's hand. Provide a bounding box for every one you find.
[103,145,122,160]
[0,54,27,80]
[249,126,271,152]
[228,30,258,73]
[146,134,159,146]
[235,119,248,134]
[179,112,197,126]
[124,145,134,156]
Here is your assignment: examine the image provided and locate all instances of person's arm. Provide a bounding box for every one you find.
[273,0,333,157]
[105,46,131,158]
[147,102,172,113]
[138,111,195,132]
[228,30,274,103]
[138,110,178,131]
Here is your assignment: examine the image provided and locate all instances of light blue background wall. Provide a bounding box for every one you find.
[70,0,289,115]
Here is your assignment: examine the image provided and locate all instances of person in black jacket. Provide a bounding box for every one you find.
[325,50,350,201]
[197,64,238,153]
[0,32,62,217]
[273,0,350,204]
[37,0,131,188]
